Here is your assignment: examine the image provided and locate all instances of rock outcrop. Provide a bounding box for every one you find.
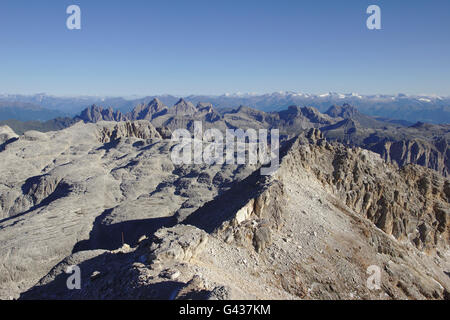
[0,125,19,152]
[369,138,449,177]
[288,129,449,252]
[96,121,162,143]
[75,105,127,123]
[148,225,208,266]
[0,125,18,144]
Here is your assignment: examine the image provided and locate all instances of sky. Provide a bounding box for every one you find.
[0,0,449,96]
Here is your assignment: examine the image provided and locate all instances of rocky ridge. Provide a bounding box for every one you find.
[73,101,450,177]
[8,125,449,300]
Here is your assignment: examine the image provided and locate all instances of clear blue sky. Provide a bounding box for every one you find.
[0,0,449,96]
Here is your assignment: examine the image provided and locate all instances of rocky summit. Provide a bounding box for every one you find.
[0,117,448,300]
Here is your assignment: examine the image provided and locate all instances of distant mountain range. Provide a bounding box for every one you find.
[1,92,449,124]
[66,99,449,177]
[1,93,449,176]
[1,97,449,176]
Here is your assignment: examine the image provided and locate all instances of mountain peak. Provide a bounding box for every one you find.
[175,98,188,105]
[130,98,168,120]
[147,98,167,112]
[149,97,163,105]
[76,104,126,122]
[325,104,360,118]
[170,98,197,115]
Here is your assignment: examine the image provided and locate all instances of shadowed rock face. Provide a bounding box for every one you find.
[369,138,450,177]
[4,123,448,300]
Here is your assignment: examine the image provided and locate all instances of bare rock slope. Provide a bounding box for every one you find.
[0,121,254,299]
[10,125,449,300]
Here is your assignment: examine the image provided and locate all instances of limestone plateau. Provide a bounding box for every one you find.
[0,103,449,300]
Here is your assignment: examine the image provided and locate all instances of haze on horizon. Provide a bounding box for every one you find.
[0,0,449,96]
